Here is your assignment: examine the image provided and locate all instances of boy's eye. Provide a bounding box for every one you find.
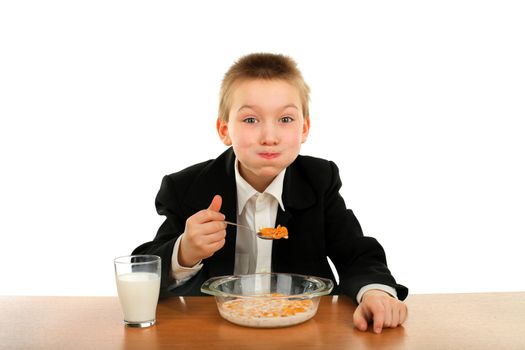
[280,116,294,123]
[243,117,257,124]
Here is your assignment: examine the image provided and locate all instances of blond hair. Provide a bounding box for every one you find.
[218,53,310,121]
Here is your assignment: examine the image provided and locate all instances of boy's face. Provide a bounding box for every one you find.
[217,79,310,191]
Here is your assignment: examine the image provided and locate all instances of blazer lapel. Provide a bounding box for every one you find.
[281,158,317,211]
[272,157,317,267]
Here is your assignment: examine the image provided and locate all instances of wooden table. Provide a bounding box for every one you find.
[1,293,524,349]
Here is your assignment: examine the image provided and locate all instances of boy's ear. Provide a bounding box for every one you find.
[301,117,310,143]
[216,118,232,146]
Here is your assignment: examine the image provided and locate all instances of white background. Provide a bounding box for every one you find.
[1,1,524,296]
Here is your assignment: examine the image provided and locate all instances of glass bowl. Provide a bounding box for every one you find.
[201,272,333,328]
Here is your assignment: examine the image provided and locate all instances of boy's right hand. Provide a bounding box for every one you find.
[178,195,227,267]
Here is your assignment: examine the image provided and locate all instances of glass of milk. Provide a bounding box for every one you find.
[114,255,161,327]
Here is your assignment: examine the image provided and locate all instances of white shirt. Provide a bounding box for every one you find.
[233,159,285,275]
[170,158,397,302]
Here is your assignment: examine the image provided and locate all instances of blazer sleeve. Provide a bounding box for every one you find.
[132,175,203,293]
[324,161,408,304]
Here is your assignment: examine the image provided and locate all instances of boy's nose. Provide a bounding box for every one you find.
[260,124,278,145]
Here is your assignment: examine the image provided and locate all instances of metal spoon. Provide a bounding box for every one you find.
[223,221,275,240]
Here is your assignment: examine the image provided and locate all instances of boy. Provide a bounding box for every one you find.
[133,53,408,333]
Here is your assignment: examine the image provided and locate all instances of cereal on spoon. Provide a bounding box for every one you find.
[258,225,288,239]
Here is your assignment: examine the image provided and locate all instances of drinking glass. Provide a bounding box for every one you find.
[114,255,161,327]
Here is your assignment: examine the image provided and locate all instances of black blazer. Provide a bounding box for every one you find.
[133,148,408,304]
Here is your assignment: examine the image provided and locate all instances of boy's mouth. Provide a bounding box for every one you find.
[258,152,279,160]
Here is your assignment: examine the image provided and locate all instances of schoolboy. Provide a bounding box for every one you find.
[133,53,408,333]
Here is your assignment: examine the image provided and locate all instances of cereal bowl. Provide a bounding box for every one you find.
[201,272,334,328]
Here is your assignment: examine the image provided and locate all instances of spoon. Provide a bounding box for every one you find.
[223,221,275,240]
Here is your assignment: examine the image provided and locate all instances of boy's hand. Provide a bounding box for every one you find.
[353,289,408,334]
[178,195,227,267]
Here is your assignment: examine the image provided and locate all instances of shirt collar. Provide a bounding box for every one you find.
[234,158,286,214]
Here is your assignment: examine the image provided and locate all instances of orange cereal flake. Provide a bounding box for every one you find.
[259,225,288,239]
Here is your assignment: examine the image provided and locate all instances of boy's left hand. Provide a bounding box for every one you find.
[353,289,408,334]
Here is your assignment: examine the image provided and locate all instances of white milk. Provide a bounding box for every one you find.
[116,272,161,322]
